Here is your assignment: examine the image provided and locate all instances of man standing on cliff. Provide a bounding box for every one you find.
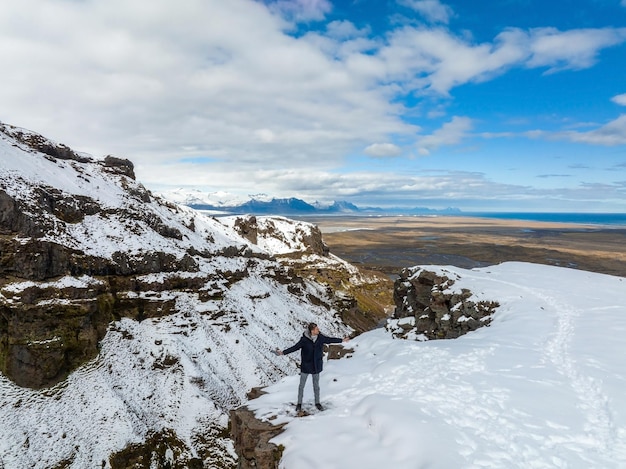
[276,322,349,412]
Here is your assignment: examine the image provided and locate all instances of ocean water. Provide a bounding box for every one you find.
[461,212,626,227]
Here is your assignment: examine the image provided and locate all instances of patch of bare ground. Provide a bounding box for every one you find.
[302,216,626,278]
[287,259,392,333]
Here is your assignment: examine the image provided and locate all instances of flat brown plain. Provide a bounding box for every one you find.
[301,216,626,278]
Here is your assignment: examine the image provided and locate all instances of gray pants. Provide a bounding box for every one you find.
[297,372,320,405]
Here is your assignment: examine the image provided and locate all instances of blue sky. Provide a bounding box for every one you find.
[1,0,626,211]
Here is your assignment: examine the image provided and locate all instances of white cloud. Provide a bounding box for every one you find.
[1,1,623,163]
[417,116,473,154]
[397,0,454,24]
[522,115,626,146]
[0,0,624,211]
[326,20,370,39]
[268,0,332,22]
[376,27,519,95]
[558,115,626,146]
[364,143,403,157]
[526,27,626,72]
[375,26,626,95]
[612,93,626,106]
[254,128,277,143]
[0,0,414,174]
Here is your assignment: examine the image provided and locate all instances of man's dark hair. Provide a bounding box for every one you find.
[307,322,318,333]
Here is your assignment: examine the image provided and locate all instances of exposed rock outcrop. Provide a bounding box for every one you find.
[230,400,284,469]
[107,429,216,469]
[225,215,393,334]
[104,155,136,180]
[387,266,499,340]
[230,215,329,256]
[0,123,91,163]
[0,279,113,388]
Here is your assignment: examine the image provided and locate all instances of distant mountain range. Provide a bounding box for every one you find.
[161,189,462,216]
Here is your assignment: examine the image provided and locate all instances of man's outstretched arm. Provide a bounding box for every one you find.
[276,338,303,355]
[320,333,350,345]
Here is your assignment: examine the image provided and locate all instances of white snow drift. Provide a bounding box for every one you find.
[250,262,626,469]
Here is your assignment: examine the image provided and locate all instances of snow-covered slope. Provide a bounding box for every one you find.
[250,262,626,468]
[0,276,346,467]
[220,215,325,255]
[0,123,252,258]
[0,123,354,467]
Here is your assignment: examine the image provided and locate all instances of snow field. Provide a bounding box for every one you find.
[249,262,626,469]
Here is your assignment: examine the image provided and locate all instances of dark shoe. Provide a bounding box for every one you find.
[295,404,302,412]
[315,403,324,411]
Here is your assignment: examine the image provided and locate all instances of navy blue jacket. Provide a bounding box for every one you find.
[282,332,343,374]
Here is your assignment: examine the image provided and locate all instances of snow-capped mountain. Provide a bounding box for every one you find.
[0,123,386,468]
[158,188,459,216]
[161,188,252,209]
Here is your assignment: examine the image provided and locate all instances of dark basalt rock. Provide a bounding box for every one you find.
[104,155,136,180]
[0,285,114,388]
[230,406,284,469]
[0,239,77,280]
[108,429,206,469]
[389,267,499,340]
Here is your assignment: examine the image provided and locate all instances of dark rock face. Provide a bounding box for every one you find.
[230,401,284,469]
[108,429,206,469]
[1,239,77,280]
[0,149,212,387]
[0,255,261,388]
[297,224,329,256]
[0,190,20,233]
[0,283,114,388]
[233,216,259,245]
[104,155,136,180]
[326,343,354,360]
[389,267,499,340]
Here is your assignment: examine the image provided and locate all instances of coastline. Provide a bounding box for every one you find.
[458,212,626,227]
[297,211,626,228]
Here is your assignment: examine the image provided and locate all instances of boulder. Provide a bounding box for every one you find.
[104,155,136,180]
[388,267,499,340]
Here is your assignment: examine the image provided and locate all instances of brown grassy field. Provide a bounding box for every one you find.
[301,216,626,278]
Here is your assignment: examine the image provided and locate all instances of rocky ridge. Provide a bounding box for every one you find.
[222,215,392,334]
[387,266,499,340]
[0,123,388,468]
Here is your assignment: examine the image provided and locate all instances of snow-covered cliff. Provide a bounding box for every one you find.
[0,123,377,468]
